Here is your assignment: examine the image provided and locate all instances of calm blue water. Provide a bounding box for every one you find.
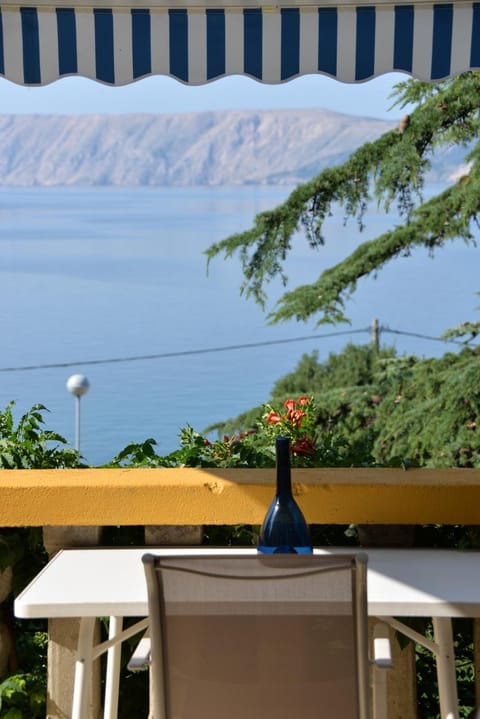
[1,185,479,465]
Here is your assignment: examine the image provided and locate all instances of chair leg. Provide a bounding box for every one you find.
[148,668,154,719]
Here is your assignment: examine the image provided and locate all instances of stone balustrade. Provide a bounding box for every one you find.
[1,466,480,526]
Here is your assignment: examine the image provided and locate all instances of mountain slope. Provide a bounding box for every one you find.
[0,109,466,187]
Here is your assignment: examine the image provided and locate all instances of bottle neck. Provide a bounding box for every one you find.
[276,437,292,496]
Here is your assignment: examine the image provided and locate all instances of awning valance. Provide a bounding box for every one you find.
[0,1,478,86]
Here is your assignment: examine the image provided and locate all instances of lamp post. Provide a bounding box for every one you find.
[66,374,90,453]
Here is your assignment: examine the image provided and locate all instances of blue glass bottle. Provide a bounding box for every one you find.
[257,436,313,554]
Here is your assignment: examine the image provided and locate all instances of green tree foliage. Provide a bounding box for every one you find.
[0,632,47,719]
[373,346,480,467]
[206,72,480,325]
[0,402,80,470]
[211,344,394,455]
[0,403,81,719]
[270,343,396,399]
[206,344,395,438]
[207,341,480,471]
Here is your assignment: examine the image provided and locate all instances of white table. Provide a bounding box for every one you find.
[15,546,480,719]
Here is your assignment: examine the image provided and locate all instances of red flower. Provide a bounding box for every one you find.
[266,411,281,424]
[297,396,310,406]
[291,437,315,455]
[287,409,306,426]
[284,399,296,412]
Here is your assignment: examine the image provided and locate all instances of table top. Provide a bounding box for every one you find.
[14,546,480,620]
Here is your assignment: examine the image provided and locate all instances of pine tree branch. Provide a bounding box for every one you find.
[205,73,480,319]
[270,173,480,325]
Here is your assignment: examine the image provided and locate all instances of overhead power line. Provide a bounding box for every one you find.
[0,323,468,375]
[0,328,368,374]
[381,327,463,344]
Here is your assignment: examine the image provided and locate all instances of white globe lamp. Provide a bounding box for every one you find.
[66,374,90,452]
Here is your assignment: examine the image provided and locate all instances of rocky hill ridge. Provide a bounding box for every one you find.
[0,108,464,186]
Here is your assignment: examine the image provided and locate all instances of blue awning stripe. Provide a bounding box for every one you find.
[281,8,299,81]
[355,6,375,81]
[169,8,188,81]
[431,3,453,79]
[393,5,414,73]
[132,9,151,79]
[0,11,4,75]
[1,3,480,87]
[94,9,114,83]
[244,8,262,80]
[56,8,77,76]
[318,8,337,77]
[20,7,40,84]
[206,9,225,80]
[471,3,480,68]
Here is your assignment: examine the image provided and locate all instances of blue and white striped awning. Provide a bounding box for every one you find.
[0,0,479,86]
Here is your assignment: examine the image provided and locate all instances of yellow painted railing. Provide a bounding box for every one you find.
[2,467,480,526]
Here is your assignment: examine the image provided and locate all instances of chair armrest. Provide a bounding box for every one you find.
[127,633,151,672]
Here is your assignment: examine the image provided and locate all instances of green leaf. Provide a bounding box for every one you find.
[3,708,24,719]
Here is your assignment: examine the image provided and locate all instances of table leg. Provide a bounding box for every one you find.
[71,617,96,719]
[432,617,459,719]
[371,622,392,719]
[103,617,123,719]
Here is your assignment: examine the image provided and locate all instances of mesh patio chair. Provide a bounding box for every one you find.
[141,552,372,719]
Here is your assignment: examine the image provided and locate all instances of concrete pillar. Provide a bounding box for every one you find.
[144,525,203,546]
[43,526,102,719]
[369,619,418,719]
[387,627,418,719]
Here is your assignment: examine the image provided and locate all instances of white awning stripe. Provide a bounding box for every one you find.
[76,9,96,80]
[451,3,474,76]
[150,10,170,77]
[336,6,357,82]
[374,6,395,77]
[224,9,243,76]
[0,2,478,86]
[114,9,134,85]
[412,6,434,79]
[2,9,24,85]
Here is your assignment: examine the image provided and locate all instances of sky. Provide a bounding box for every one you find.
[0,72,409,119]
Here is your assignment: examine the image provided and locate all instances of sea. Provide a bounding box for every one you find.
[1,184,479,466]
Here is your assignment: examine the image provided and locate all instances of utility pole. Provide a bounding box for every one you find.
[372,318,380,352]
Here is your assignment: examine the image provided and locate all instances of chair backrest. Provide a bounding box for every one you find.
[142,552,370,719]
